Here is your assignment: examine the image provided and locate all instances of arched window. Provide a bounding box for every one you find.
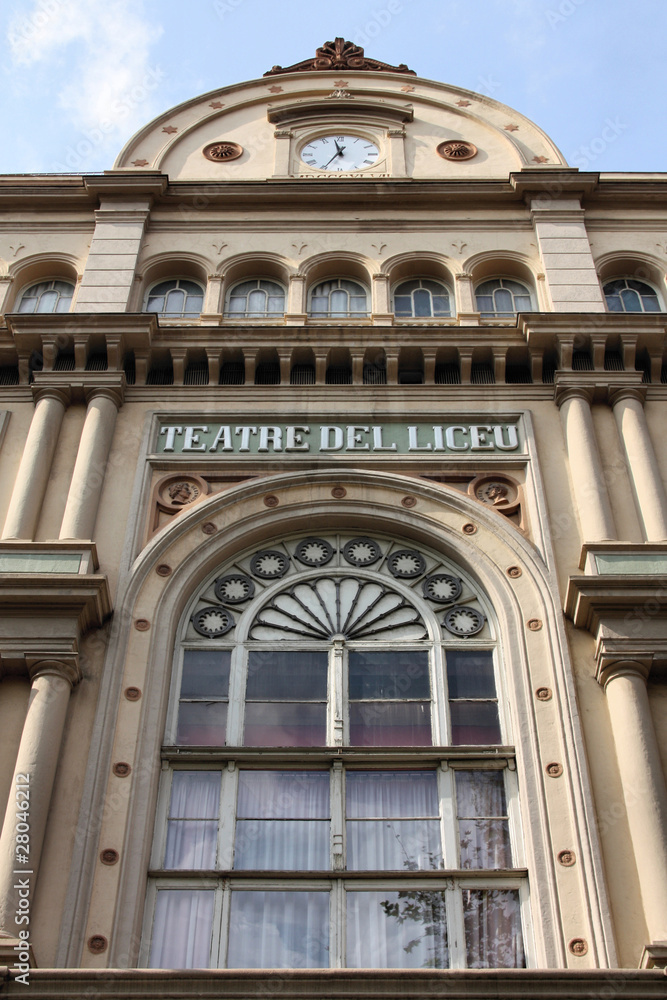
[145,279,204,318]
[17,279,75,313]
[603,278,661,313]
[475,278,532,318]
[393,279,452,318]
[144,534,527,972]
[309,279,368,318]
[226,279,286,318]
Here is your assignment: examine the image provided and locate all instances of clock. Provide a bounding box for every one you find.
[300,134,379,172]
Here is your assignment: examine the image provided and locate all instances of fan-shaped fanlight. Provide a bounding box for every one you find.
[250,576,427,641]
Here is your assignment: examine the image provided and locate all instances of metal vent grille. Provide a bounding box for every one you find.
[290,365,315,385]
[146,361,174,385]
[471,363,495,384]
[85,353,108,372]
[184,361,209,385]
[326,366,352,385]
[398,370,424,385]
[124,355,136,385]
[505,365,532,384]
[54,352,75,371]
[363,364,386,385]
[434,363,460,385]
[0,365,19,385]
[219,362,245,385]
[572,351,593,371]
[542,358,556,384]
[254,362,280,385]
[604,351,624,371]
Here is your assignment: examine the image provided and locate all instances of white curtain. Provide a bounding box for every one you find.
[456,771,511,869]
[227,890,329,968]
[235,771,329,870]
[462,889,525,968]
[164,771,220,870]
[346,890,448,968]
[346,771,442,870]
[149,889,214,968]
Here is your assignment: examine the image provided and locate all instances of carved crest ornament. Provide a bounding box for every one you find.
[264,37,416,76]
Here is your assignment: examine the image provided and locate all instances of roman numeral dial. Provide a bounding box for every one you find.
[300,135,380,172]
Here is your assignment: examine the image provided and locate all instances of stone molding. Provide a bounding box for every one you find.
[26,654,81,687]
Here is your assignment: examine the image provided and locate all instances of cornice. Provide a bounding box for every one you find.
[267,97,414,126]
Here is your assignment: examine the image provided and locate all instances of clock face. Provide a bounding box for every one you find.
[301,135,379,172]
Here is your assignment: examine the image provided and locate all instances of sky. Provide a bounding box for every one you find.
[0,0,664,176]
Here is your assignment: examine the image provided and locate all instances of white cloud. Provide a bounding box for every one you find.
[7,0,164,137]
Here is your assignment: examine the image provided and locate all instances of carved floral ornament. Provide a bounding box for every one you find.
[184,533,493,643]
[264,37,416,76]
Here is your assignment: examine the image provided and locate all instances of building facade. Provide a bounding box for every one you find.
[0,37,666,998]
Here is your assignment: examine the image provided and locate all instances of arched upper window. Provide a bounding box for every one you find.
[143,533,527,972]
[393,279,452,318]
[17,279,75,314]
[226,279,285,318]
[145,279,204,318]
[603,278,661,313]
[475,279,532,318]
[309,279,368,318]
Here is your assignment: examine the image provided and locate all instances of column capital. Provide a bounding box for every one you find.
[554,380,594,408]
[455,272,474,281]
[608,383,647,408]
[31,384,71,407]
[84,383,125,409]
[595,636,655,689]
[25,655,81,688]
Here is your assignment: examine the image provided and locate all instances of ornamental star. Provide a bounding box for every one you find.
[401,85,415,92]
[532,155,549,163]
[456,100,471,107]
[504,124,519,132]
[131,159,149,167]
[268,85,283,93]
[209,101,224,109]
[162,125,177,134]
[333,79,348,86]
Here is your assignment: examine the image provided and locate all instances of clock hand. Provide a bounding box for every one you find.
[323,148,344,169]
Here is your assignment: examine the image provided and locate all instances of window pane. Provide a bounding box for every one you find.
[247,650,328,699]
[413,288,432,316]
[238,770,328,815]
[347,890,448,968]
[349,650,430,699]
[247,289,266,313]
[394,295,413,316]
[170,771,221,818]
[235,820,329,869]
[164,289,185,314]
[456,770,511,869]
[183,294,203,315]
[180,650,230,698]
[37,290,57,312]
[476,295,494,314]
[349,701,431,746]
[267,295,284,313]
[165,820,218,869]
[446,651,496,699]
[55,295,72,313]
[149,889,214,968]
[244,702,326,746]
[227,890,329,968]
[347,820,441,870]
[605,294,623,312]
[164,771,220,869]
[176,701,227,745]
[493,289,513,314]
[449,701,501,745]
[462,889,525,968]
[349,295,367,313]
[228,295,246,313]
[432,294,450,316]
[347,770,438,817]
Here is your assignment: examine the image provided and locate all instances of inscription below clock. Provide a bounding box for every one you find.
[301,135,379,172]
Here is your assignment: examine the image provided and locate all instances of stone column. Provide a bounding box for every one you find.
[0,658,80,943]
[597,657,667,942]
[610,386,667,541]
[59,386,123,541]
[2,387,70,541]
[455,272,478,324]
[555,384,616,541]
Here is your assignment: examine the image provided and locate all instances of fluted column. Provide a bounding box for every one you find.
[610,387,667,541]
[0,658,80,939]
[2,387,70,540]
[556,384,616,541]
[59,386,123,540]
[597,657,667,942]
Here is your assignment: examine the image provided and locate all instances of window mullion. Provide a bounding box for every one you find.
[225,645,246,745]
[432,642,447,744]
[330,638,345,745]
[331,880,343,968]
[218,763,238,870]
[331,761,344,870]
[505,761,524,867]
[438,762,458,869]
[150,763,173,869]
[446,881,466,969]
[216,879,231,969]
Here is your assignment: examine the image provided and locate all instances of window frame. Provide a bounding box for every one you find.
[16,277,76,314]
[474,277,534,318]
[143,277,205,319]
[392,277,453,319]
[307,278,370,319]
[225,277,287,318]
[602,276,663,313]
